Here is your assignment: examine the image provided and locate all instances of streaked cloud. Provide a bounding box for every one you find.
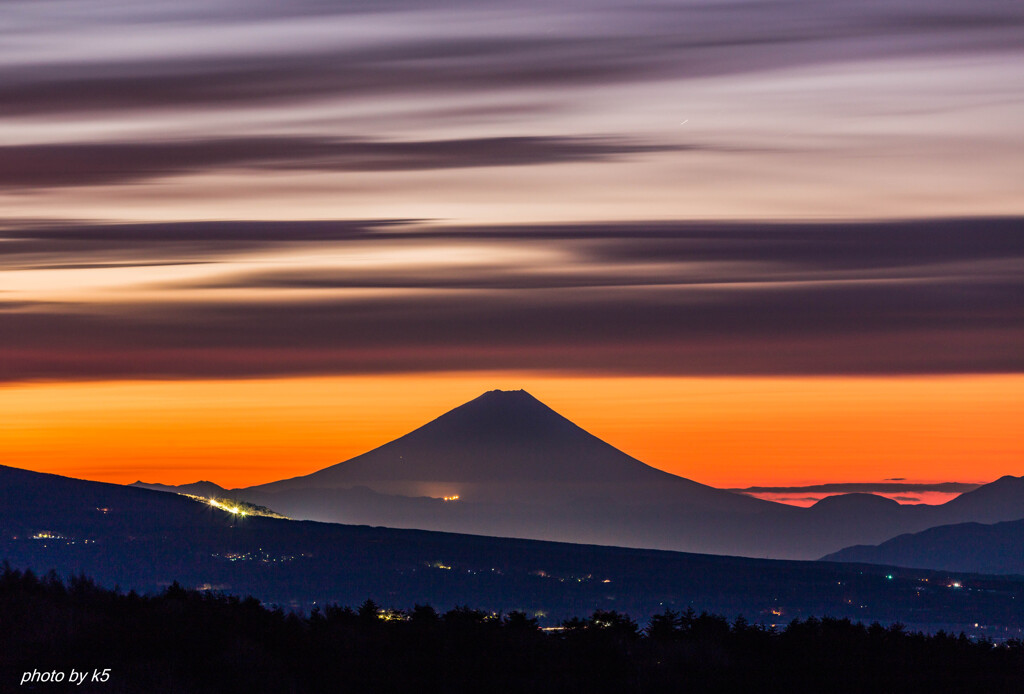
[2,0,1022,222]
[1,217,1020,382]
[4,0,1021,118]
[0,1,1020,382]
[0,136,687,189]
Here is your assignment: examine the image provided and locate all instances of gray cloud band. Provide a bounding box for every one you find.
[3,1,1022,117]
[0,137,685,189]
[1,218,1021,381]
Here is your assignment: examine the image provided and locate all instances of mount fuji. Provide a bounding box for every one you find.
[136,390,1024,561]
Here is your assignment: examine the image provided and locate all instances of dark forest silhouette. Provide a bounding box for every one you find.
[3,565,1022,694]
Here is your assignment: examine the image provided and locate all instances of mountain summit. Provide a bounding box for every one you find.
[246,389,768,513]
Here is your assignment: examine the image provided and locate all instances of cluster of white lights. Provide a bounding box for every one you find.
[208,498,247,517]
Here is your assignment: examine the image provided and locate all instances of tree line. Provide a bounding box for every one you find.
[2,564,1022,693]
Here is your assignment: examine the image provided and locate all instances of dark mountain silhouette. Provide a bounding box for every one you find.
[135,391,1024,561]
[223,389,800,556]
[6,463,1024,636]
[808,493,902,513]
[823,517,1024,574]
[250,389,771,512]
[938,475,1024,524]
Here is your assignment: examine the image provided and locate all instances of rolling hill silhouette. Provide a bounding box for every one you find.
[134,480,228,499]
[823,517,1024,574]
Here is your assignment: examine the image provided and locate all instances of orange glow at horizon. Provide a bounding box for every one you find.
[1,373,1021,496]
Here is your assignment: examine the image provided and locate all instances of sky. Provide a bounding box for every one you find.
[1,0,1022,504]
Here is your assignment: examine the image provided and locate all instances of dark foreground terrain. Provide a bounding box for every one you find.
[5,465,1024,634]
[2,567,1022,694]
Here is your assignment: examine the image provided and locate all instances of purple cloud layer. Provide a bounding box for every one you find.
[2,218,1021,382]
[1,1,1021,382]
[0,137,687,189]
[5,0,1021,118]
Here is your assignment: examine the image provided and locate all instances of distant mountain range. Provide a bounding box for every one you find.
[823,518,1024,575]
[6,463,1024,634]
[135,390,1024,560]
